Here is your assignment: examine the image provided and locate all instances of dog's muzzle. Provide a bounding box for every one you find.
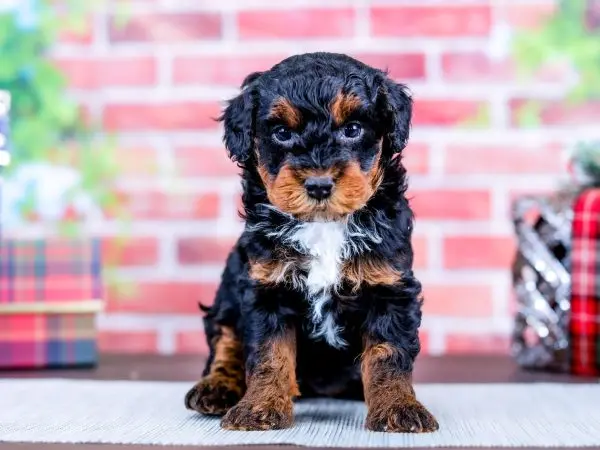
[304,176,334,200]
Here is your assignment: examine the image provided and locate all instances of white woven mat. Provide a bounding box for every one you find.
[1,379,600,447]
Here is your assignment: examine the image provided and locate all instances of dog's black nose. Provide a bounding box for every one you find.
[304,176,334,200]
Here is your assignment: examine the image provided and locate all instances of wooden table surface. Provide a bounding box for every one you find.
[1,354,598,450]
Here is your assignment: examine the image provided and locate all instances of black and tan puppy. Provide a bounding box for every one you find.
[185,52,438,433]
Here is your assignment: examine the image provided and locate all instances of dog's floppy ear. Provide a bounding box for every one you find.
[377,77,413,156]
[220,72,261,162]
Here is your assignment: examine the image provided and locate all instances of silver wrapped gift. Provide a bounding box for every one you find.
[510,188,578,372]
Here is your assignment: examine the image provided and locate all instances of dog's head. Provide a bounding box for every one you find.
[221,52,412,221]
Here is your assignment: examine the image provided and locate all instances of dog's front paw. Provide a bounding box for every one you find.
[185,376,243,416]
[366,401,439,433]
[221,398,293,431]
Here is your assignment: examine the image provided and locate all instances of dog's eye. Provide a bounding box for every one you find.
[342,122,362,139]
[272,126,293,143]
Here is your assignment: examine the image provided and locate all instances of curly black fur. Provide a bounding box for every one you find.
[186,52,437,432]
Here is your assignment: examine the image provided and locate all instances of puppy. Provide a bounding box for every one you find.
[185,52,438,433]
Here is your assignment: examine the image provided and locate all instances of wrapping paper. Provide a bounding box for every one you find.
[0,238,103,368]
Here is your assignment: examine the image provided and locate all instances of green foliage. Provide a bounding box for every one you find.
[460,104,491,129]
[512,0,600,176]
[513,0,600,112]
[0,0,124,225]
[514,101,542,128]
[572,141,600,185]
[0,0,135,298]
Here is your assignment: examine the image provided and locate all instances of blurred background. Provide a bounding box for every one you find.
[1,0,598,359]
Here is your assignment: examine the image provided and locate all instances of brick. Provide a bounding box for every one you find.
[504,3,556,29]
[409,190,491,220]
[110,191,220,220]
[178,237,236,265]
[173,147,239,177]
[120,147,160,176]
[55,57,157,89]
[58,16,94,44]
[444,143,564,175]
[402,142,429,175]
[422,284,494,317]
[442,52,569,84]
[419,331,429,355]
[238,8,355,39]
[443,236,516,269]
[412,235,428,269]
[370,6,491,37]
[413,100,488,126]
[444,51,571,84]
[53,146,159,177]
[446,333,510,354]
[176,330,210,354]
[98,330,158,353]
[511,99,600,127]
[173,55,285,87]
[102,236,159,267]
[509,188,555,206]
[108,282,218,314]
[442,52,513,82]
[353,53,426,81]
[109,13,221,43]
[103,102,221,131]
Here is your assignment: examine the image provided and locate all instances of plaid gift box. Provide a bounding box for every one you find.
[570,188,600,376]
[0,238,103,369]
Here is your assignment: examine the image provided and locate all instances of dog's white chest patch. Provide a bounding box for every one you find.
[291,221,346,294]
[289,221,348,348]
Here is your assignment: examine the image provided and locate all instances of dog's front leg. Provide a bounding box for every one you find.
[361,273,438,433]
[221,291,299,431]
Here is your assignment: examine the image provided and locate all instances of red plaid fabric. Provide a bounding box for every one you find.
[0,238,102,368]
[0,239,102,303]
[0,313,98,368]
[570,189,600,376]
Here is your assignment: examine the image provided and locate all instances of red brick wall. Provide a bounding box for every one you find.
[52,0,571,355]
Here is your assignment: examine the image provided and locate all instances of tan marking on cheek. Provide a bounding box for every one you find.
[269,97,302,129]
[343,257,403,292]
[257,153,380,220]
[330,92,362,126]
[272,165,313,216]
[258,163,316,219]
[327,161,370,215]
[327,150,383,217]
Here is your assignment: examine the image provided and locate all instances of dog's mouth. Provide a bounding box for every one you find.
[258,158,383,222]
